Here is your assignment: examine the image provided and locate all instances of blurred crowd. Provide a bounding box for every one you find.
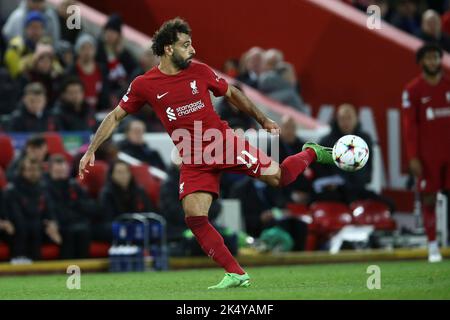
[0,0,428,263]
[343,0,450,51]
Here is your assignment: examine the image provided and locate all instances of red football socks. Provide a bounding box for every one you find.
[279,148,317,187]
[185,216,245,275]
[422,204,437,242]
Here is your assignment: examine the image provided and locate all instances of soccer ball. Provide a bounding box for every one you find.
[332,135,369,172]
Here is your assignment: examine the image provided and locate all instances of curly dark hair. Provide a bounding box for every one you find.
[416,43,443,63]
[151,17,191,56]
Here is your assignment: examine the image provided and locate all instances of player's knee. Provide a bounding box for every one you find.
[182,202,208,217]
[262,174,281,188]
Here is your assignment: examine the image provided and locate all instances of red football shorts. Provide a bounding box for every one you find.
[418,155,450,193]
[178,134,273,200]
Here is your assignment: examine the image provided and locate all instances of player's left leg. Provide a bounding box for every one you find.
[182,192,250,289]
[259,142,333,188]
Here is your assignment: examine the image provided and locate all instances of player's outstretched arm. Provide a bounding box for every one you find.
[78,106,128,179]
[225,85,280,133]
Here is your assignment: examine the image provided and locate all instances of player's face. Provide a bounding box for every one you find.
[50,161,69,180]
[421,51,442,76]
[170,33,196,70]
[337,106,358,135]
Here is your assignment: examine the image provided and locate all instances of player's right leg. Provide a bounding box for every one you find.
[182,192,250,289]
[258,142,334,188]
[422,192,442,263]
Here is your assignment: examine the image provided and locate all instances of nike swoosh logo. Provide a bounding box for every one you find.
[252,164,260,174]
[157,92,169,99]
[421,97,431,104]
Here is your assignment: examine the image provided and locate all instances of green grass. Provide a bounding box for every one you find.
[0,260,449,299]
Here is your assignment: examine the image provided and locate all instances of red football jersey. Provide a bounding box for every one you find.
[119,62,230,163]
[401,74,450,161]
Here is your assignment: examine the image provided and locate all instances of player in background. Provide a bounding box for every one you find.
[78,18,334,288]
[402,43,450,263]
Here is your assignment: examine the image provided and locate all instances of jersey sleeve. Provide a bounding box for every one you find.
[401,86,419,161]
[119,77,146,114]
[201,64,228,97]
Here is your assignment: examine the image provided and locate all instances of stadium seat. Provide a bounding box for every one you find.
[286,203,309,216]
[0,135,14,170]
[43,132,73,163]
[309,201,353,233]
[77,160,109,198]
[89,242,110,258]
[0,166,7,190]
[41,244,60,260]
[349,200,396,231]
[0,243,9,261]
[130,164,162,208]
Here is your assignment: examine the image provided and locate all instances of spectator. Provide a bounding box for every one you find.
[96,14,137,102]
[229,177,307,251]
[3,10,47,79]
[159,165,238,256]
[237,46,263,88]
[222,58,239,78]
[19,42,64,105]
[95,160,156,241]
[420,9,450,52]
[6,133,48,181]
[70,137,119,178]
[390,0,421,37]
[278,115,312,204]
[0,191,15,256]
[8,82,56,132]
[55,40,74,72]
[52,76,96,131]
[56,0,81,45]
[258,49,306,112]
[2,0,60,43]
[3,158,61,262]
[216,84,256,131]
[45,154,95,259]
[312,104,391,208]
[425,0,448,14]
[229,177,286,238]
[69,33,109,111]
[130,47,159,79]
[0,67,21,115]
[117,119,166,171]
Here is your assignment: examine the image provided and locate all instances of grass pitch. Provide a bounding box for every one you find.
[0,260,449,300]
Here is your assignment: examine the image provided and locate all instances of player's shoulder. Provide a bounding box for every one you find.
[441,73,450,85]
[189,61,213,73]
[130,67,159,87]
[404,75,423,91]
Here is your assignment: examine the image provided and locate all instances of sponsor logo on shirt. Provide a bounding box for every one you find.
[190,80,199,95]
[425,107,450,120]
[166,107,177,121]
[175,100,205,117]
